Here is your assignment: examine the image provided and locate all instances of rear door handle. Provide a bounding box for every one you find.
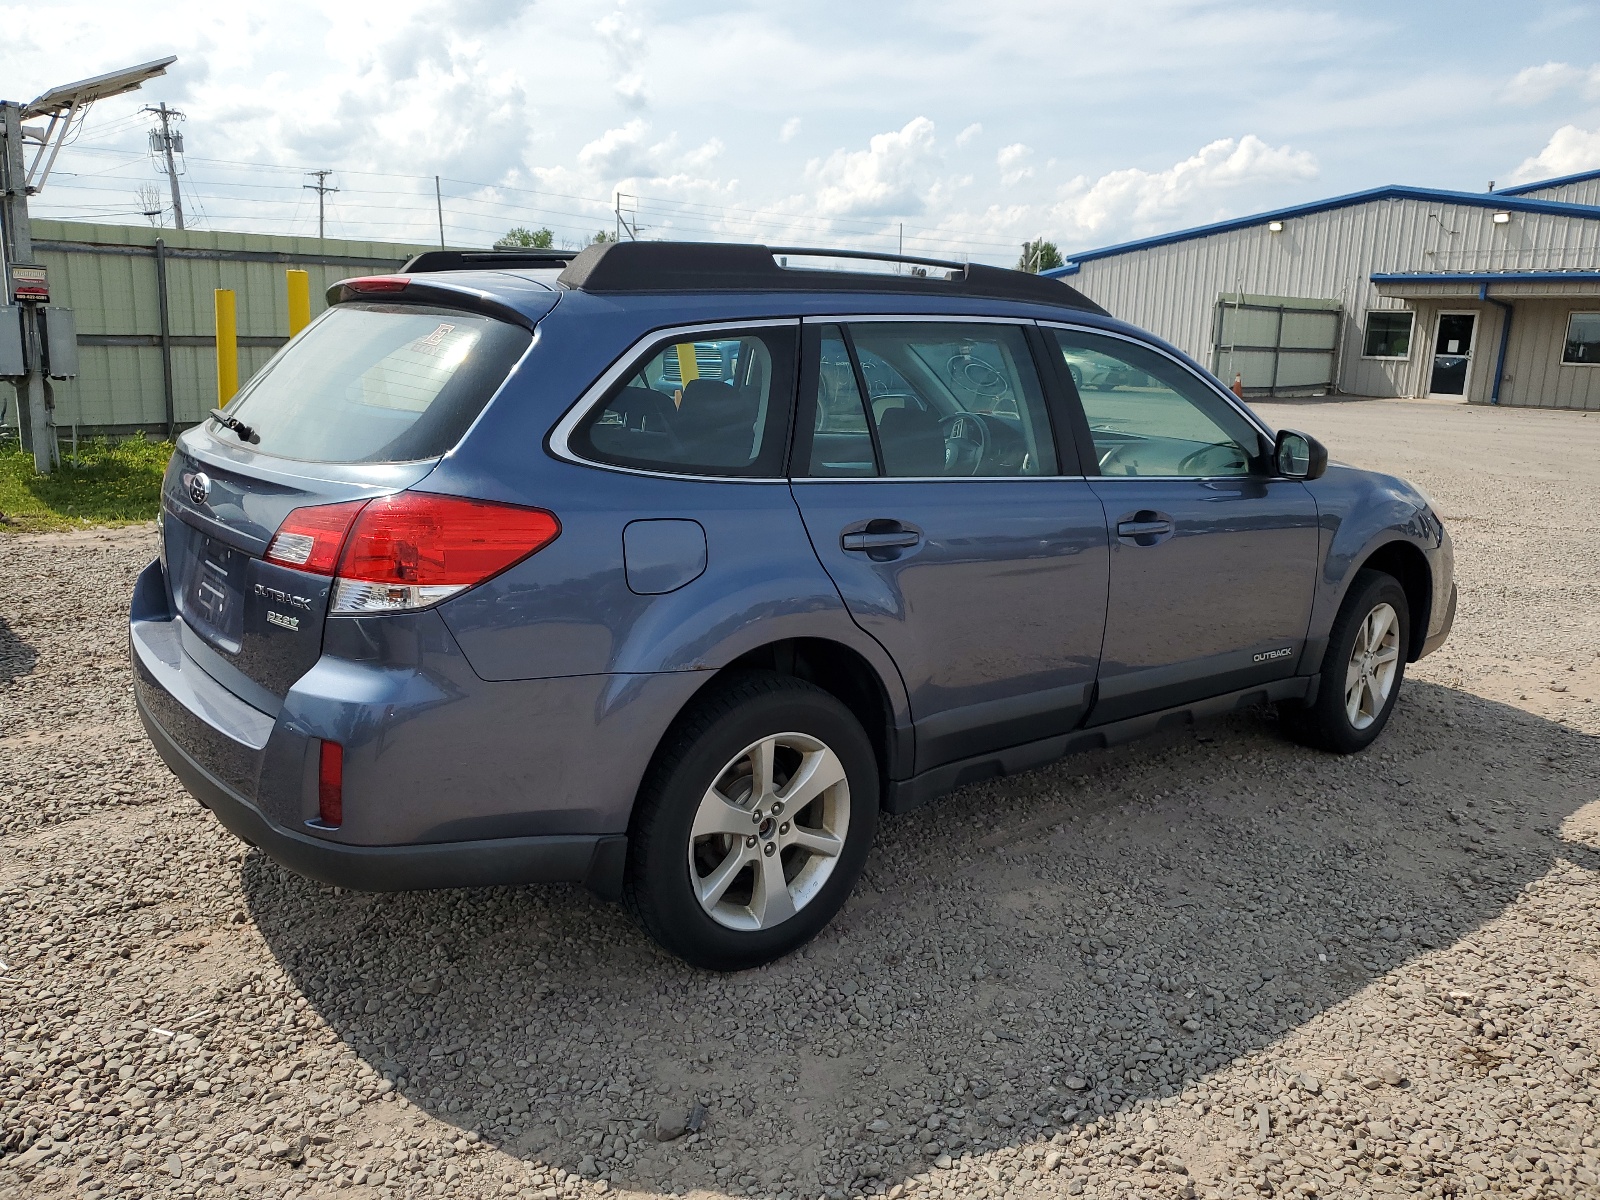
[842,529,921,551]
[1116,520,1174,538]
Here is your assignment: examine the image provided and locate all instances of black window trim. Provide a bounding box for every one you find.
[548,317,801,483]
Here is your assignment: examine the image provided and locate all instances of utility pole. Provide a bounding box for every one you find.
[143,102,185,230]
[434,175,445,248]
[304,170,337,240]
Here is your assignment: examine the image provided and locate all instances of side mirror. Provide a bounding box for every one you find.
[1274,429,1328,481]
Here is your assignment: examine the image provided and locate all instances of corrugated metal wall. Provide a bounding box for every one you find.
[1498,299,1600,410]
[10,220,444,434]
[1508,178,1600,207]
[1066,197,1600,401]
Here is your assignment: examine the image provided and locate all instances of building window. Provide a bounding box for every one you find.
[1363,311,1414,359]
[1562,312,1600,365]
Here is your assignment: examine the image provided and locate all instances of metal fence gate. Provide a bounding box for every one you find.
[1211,292,1341,398]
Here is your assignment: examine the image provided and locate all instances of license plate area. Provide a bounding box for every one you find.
[171,522,248,652]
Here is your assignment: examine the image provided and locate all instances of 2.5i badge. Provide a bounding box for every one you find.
[1253,647,1292,663]
[266,611,300,632]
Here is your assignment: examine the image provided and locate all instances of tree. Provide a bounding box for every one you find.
[1018,238,1064,273]
[590,230,618,245]
[496,226,554,249]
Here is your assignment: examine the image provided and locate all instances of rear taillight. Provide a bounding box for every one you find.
[265,500,369,575]
[333,493,559,614]
[266,492,559,614]
[318,740,343,827]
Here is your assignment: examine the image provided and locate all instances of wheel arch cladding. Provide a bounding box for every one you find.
[1355,540,1432,661]
[637,639,901,817]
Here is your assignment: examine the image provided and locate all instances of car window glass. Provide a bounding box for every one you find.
[845,323,1056,477]
[807,327,877,477]
[572,328,795,477]
[1052,330,1261,477]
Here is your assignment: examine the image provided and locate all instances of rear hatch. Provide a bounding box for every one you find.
[163,295,541,706]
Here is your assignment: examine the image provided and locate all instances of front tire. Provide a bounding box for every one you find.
[1281,569,1410,754]
[623,672,879,970]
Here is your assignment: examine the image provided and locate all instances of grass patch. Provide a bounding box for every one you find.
[0,434,171,533]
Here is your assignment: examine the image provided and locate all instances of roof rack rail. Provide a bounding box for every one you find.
[399,249,575,273]
[553,241,1107,313]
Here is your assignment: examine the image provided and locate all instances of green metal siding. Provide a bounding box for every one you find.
[9,220,450,434]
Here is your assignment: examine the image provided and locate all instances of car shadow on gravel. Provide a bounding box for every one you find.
[0,614,37,683]
[241,679,1599,1197]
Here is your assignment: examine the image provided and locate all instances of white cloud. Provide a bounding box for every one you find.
[1507,125,1600,184]
[997,143,1033,186]
[1501,61,1600,104]
[595,7,649,108]
[780,117,802,143]
[1502,62,1583,105]
[1055,134,1318,236]
[955,123,983,147]
[806,117,940,217]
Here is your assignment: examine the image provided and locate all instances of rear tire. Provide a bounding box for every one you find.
[623,672,879,970]
[1280,569,1410,754]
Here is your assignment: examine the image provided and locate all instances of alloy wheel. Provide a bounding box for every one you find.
[1344,601,1401,730]
[687,732,851,931]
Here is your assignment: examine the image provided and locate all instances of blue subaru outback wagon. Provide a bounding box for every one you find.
[131,241,1456,969]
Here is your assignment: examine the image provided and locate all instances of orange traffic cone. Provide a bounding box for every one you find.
[1231,372,1244,398]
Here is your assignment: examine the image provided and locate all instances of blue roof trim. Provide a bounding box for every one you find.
[1041,184,1600,277]
[1372,271,1600,284]
[1495,167,1600,197]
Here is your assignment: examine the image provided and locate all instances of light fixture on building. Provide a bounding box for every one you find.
[1267,220,1285,233]
[1492,211,1512,225]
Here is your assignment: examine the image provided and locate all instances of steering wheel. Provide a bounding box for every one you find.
[1177,441,1247,476]
[940,413,988,475]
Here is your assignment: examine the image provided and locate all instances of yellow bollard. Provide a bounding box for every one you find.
[214,288,239,406]
[286,269,311,337]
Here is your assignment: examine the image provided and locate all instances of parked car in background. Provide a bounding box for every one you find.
[131,241,1456,969]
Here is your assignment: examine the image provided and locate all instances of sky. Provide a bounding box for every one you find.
[6,0,1600,266]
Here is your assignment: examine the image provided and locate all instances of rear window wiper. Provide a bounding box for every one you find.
[210,408,260,444]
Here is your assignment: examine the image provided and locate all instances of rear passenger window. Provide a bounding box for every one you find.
[803,322,1057,478]
[571,327,796,477]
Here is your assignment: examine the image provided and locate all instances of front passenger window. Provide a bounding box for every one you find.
[1052,330,1262,478]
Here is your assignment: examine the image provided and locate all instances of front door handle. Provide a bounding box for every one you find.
[1115,510,1176,546]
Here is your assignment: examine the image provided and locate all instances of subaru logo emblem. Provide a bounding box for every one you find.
[189,471,211,506]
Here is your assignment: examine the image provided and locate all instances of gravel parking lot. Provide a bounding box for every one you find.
[3,396,1599,1200]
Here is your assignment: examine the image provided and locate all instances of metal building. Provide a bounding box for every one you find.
[1044,168,1600,409]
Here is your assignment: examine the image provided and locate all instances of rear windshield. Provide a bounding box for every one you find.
[218,304,531,463]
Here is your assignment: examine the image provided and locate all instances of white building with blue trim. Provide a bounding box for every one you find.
[1043,168,1600,410]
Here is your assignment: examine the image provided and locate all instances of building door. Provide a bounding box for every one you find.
[1428,312,1477,397]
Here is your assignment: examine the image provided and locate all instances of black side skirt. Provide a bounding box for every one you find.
[884,675,1316,815]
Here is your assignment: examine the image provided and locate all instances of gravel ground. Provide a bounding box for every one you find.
[3,396,1599,1200]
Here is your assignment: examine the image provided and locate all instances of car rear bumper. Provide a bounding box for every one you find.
[136,683,625,895]
[130,557,628,897]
